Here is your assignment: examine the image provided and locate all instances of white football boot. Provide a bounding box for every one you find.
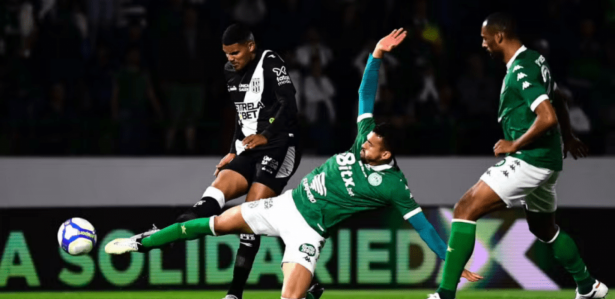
[130,224,159,241]
[221,296,238,299]
[105,238,141,255]
[576,280,609,299]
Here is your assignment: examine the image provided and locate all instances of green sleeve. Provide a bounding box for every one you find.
[350,115,375,155]
[387,176,421,220]
[511,63,549,112]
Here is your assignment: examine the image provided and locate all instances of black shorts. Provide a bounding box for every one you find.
[223,135,302,194]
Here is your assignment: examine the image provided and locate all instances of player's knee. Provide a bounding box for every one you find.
[212,206,248,235]
[212,171,248,197]
[453,193,475,219]
[281,290,306,299]
[528,223,558,242]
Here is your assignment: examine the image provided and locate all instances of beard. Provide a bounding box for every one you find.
[488,48,504,61]
[360,149,368,164]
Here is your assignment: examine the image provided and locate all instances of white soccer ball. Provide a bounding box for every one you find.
[57,217,97,255]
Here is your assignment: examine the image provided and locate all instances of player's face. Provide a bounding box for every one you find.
[222,41,256,71]
[360,132,391,164]
[481,25,502,60]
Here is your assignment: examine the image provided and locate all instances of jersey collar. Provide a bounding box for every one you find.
[506,45,527,70]
[366,159,395,172]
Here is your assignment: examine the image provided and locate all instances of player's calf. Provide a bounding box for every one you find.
[177,186,226,222]
[227,234,261,299]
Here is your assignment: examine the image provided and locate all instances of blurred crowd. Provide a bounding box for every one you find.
[0,0,614,156]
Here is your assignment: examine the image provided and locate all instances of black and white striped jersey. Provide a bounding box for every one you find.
[224,49,299,155]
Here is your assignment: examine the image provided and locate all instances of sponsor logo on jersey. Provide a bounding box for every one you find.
[534,55,546,66]
[522,81,531,90]
[273,66,286,76]
[368,173,382,186]
[299,243,316,257]
[235,101,265,120]
[310,173,327,196]
[228,85,237,92]
[273,66,292,85]
[513,65,524,72]
[302,178,317,203]
[250,78,262,93]
[239,83,250,92]
[336,152,356,197]
[517,72,527,81]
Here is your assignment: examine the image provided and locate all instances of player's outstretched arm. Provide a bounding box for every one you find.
[357,28,407,118]
[407,212,484,282]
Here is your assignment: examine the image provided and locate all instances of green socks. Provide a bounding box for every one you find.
[549,229,595,294]
[438,220,477,299]
[142,217,214,248]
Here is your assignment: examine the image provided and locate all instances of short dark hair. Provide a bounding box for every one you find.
[484,12,518,39]
[372,122,397,157]
[222,24,255,45]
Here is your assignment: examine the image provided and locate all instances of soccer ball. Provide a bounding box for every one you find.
[57,218,97,255]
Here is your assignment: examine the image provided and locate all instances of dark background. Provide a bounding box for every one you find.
[1,0,613,156]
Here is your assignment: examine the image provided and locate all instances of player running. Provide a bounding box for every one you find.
[428,13,607,299]
[106,28,483,299]
[134,24,303,299]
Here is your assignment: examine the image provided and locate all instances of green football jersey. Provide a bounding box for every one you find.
[292,114,421,237]
[499,46,563,171]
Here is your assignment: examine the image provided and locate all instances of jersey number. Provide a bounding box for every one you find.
[540,65,553,95]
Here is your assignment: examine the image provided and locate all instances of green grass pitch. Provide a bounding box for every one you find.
[0,290,583,299]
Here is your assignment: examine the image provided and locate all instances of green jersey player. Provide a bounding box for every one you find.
[428,13,606,299]
[106,28,482,299]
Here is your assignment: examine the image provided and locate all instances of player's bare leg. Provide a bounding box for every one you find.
[525,210,608,298]
[226,182,277,299]
[435,180,505,299]
[212,205,254,234]
[281,263,313,299]
[452,180,507,220]
[176,169,249,222]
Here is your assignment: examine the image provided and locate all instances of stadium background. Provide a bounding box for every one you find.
[1,0,615,297]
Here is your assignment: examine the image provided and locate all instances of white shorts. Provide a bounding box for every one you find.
[240,190,325,275]
[480,157,559,213]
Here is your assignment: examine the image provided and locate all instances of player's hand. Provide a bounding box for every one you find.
[242,134,268,150]
[563,135,589,159]
[493,139,518,157]
[461,269,484,282]
[214,153,236,177]
[373,28,407,58]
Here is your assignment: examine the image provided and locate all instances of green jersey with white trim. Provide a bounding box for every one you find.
[499,46,563,171]
[291,114,420,237]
